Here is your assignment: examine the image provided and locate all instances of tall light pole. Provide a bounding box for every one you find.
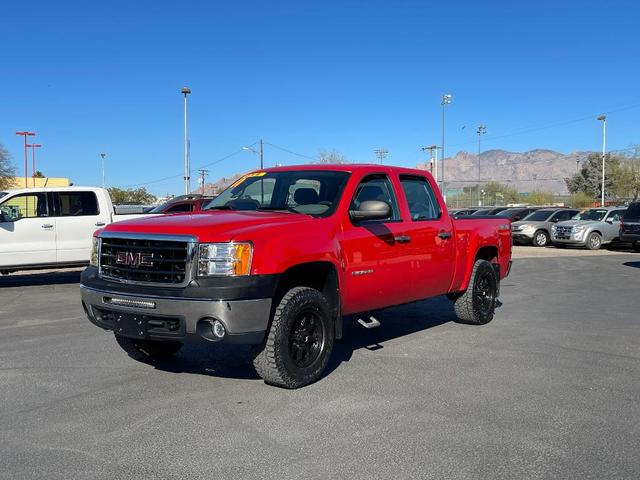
[16,131,35,188]
[597,114,606,206]
[477,124,486,206]
[27,143,42,187]
[181,86,192,195]
[243,139,265,169]
[374,148,389,164]
[100,153,107,188]
[441,94,452,198]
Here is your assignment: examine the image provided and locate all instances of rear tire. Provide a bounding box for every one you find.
[252,286,334,389]
[586,232,602,250]
[114,334,182,362]
[453,259,498,325]
[532,230,550,247]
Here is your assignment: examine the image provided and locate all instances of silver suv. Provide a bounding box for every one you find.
[551,207,627,250]
[511,208,580,247]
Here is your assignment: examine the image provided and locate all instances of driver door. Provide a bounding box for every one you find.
[0,192,56,268]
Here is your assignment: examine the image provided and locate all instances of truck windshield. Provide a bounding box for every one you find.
[574,209,607,221]
[522,210,554,221]
[204,170,350,217]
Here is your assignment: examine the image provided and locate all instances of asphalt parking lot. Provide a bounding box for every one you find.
[1,247,639,479]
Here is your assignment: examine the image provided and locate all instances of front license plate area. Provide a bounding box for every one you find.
[114,312,146,339]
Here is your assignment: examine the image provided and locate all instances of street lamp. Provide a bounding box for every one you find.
[597,114,606,206]
[15,131,35,188]
[243,139,264,169]
[477,124,487,206]
[26,144,42,187]
[100,153,107,188]
[441,93,452,198]
[181,86,192,195]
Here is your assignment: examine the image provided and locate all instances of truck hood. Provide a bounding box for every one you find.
[554,220,601,228]
[103,210,316,242]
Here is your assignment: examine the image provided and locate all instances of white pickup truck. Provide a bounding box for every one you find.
[0,186,151,274]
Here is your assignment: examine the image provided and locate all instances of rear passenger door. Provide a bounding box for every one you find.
[53,191,106,263]
[398,174,455,299]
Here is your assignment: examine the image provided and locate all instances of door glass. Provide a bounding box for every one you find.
[351,175,400,221]
[0,193,49,220]
[56,192,100,216]
[399,176,441,220]
[166,203,193,212]
[607,211,623,222]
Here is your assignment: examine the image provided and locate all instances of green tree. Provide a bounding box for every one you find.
[524,190,554,205]
[565,153,620,199]
[572,191,595,208]
[0,143,16,190]
[107,187,156,204]
[482,181,519,205]
[610,147,640,201]
[32,170,45,178]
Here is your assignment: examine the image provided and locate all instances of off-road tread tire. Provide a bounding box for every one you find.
[453,259,498,325]
[586,232,602,250]
[532,230,549,247]
[252,286,334,389]
[114,334,182,363]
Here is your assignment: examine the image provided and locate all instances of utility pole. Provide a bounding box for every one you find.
[15,131,35,188]
[259,139,264,169]
[477,124,486,206]
[100,153,107,188]
[181,86,192,195]
[374,148,389,164]
[421,145,439,179]
[597,114,606,206]
[27,144,42,187]
[441,94,452,199]
[198,168,209,195]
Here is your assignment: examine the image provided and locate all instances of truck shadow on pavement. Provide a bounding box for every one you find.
[623,261,640,269]
[151,295,460,383]
[0,270,82,288]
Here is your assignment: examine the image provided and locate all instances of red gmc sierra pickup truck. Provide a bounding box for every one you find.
[80,164,512,388]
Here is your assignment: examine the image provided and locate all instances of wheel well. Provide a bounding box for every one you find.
[475,246,498,264]
[274,262,342,339]
[590,230,602,237]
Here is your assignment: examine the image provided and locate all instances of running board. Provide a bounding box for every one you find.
[358,316,381,329]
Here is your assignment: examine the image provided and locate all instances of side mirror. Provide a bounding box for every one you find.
[0,212,10,223]
[551,217,559,223]
[350,200,392,222]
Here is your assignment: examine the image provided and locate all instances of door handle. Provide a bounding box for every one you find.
[394,235,411,244]
[438,231,452,240]
[95,222,106,227]
[41,224,54,230]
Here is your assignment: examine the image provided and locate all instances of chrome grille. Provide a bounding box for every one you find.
[98,234,195,286]
[554,225,573,236]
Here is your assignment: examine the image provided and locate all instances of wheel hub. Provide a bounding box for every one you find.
[289,311,323,368]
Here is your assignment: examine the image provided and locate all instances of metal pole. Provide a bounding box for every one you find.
[601,118,606,207]
[182,87,191,195]
[100,153,106,188]
[441,101,445,195]
[259,139,264,169]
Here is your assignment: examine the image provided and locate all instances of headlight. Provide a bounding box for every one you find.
[573,225,585,233]
[198,243,252,276]
[90,237,100,267]
[551,225,557,232]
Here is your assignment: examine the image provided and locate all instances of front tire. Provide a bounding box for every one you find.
[252,286,334,389]
[453,259,498,325]
[586,232,602,250]
[114,334,182,362]
[532,230,550,247]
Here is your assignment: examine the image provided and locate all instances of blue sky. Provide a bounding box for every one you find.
[1,0,638,195]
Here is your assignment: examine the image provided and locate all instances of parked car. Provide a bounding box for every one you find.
[449,208,478,216]
[0,186,151,274]
[485,207,511,215]
[471,208,494,216]
[144,194,214,214]
[511,208,580,246]
[550,207,627,250]
[80,164,512,388]
[496,207,538,222]
[619,201,640,252]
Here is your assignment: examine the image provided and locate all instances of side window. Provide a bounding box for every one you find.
[167,203,193,213]
[399,175,441,221]
[608,210,623,222]
[553,210,572,222]
[0,193,49,220]
[56,192,99,217]
[350,175,400,221]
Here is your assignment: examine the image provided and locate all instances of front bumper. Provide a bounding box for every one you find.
[80,285,272,344]
[511,231,534,243]
[551,232,586,245]
[620,232,640,243]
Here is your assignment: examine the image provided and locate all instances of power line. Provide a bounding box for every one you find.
[264,141,316,161]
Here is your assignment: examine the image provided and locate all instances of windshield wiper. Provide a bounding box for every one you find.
[256,206,299,213]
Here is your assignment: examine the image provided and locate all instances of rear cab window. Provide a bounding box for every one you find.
[55,191,100,216]
[624,203,640,220]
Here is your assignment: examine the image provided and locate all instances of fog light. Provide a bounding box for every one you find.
[211,320,226,339]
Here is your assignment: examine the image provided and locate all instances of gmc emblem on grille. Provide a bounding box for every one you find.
[115,251,154,267]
